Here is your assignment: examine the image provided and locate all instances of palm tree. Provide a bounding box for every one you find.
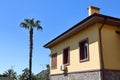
[20,18,42,80]
[3,68,17,80]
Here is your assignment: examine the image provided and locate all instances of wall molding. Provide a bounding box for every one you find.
[50,69,120,76]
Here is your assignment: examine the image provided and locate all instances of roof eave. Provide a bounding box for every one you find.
[44,13,120,48]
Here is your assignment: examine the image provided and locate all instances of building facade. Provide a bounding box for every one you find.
[44,6,120,80]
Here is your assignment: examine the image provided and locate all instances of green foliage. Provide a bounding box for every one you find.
[0,64,50,80]
[2,68,17,80]
[18,68,37,80]
[45,64,50,80]
[18,68,29,80]
[36,76,46,80]
[35,64,50,80]
[20,18,42,30]
[0,74,7,77]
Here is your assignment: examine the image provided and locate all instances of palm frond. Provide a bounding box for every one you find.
[34,20,42,30]
[24,19,30,24]
[20,22,29,29]
[20,18,42,30]
[36,20,40,24]
[29,18,34,28]
[37,25,42,30]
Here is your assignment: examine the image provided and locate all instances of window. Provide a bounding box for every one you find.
[63,47,70,65]
[79,38,89,62]
[51,53,57,69]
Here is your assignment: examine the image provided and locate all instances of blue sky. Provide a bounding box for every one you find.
[0,0,120,75]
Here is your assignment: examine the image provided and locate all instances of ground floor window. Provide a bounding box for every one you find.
[51,53,57,69]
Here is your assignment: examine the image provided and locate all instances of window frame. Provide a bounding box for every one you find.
[63,47,70,66]
[51,53,57,69]
[79,38,89,62]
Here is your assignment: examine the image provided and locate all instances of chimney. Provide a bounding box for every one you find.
[88,6,100,16]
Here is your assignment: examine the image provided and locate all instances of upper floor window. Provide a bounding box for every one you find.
[79,38,89,62]
[51,53,57,69]
[63,47,70,65]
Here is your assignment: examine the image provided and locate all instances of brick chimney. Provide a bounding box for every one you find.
[88,6,100,16]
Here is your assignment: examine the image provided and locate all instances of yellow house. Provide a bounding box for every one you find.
[44,6,120,80]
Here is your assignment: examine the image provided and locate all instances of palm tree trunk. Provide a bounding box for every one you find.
[29,28,33,80]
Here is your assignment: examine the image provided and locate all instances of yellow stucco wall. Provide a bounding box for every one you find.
[101,25,120,70]
[50,23,101,75]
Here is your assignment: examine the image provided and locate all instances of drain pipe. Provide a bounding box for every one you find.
[99,18,107,80]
